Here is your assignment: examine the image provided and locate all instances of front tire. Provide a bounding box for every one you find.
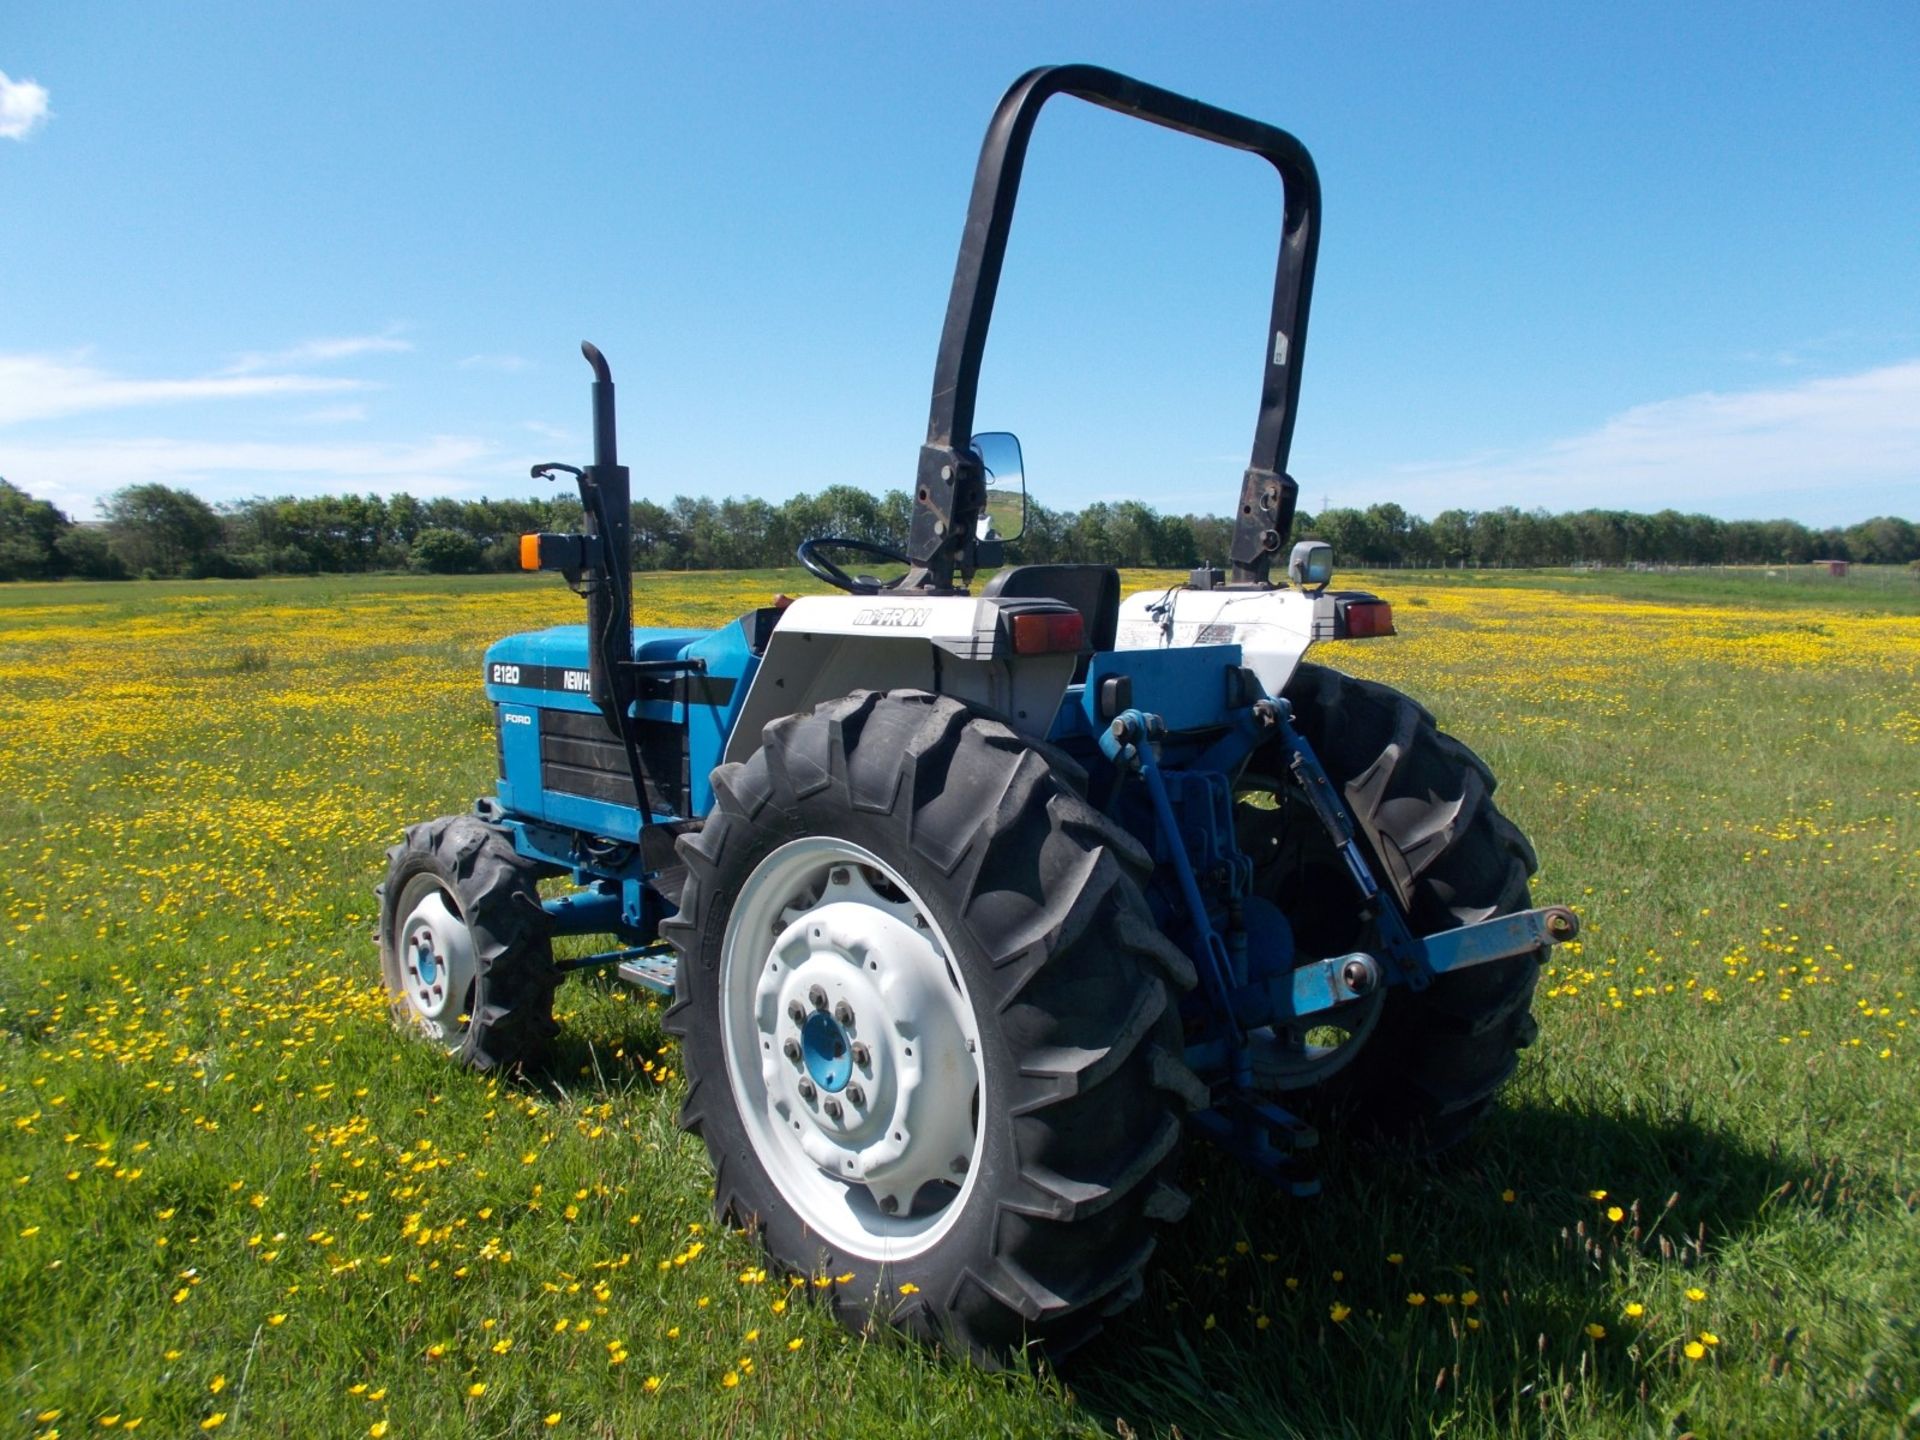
[665,690,1201,1359]
[377,814,558,1071]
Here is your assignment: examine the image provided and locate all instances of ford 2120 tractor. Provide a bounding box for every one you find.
[378,65,1577,1358]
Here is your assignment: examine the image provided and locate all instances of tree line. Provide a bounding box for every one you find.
[2,478,1916,582]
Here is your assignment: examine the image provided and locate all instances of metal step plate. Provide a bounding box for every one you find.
[616,952,678,995]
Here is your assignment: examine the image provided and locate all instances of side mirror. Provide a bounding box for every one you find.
[1287,541,1333,591]
[970,431,1027,543]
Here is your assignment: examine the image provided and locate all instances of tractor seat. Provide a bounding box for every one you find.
[981,564,1120,681]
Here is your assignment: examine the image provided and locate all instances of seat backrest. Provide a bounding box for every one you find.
[981,564,1120,677]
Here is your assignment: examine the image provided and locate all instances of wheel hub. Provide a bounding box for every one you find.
[412,934,441,987]
[799,1008,853,1092]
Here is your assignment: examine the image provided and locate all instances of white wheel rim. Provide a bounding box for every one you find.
[393,883,478,1049]
[719,837,984,1262]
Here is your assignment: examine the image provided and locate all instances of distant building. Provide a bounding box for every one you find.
[1812,559,1851,576]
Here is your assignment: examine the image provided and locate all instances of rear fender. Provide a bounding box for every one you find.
[1115,587,1318,697]
[723,594,1075,764]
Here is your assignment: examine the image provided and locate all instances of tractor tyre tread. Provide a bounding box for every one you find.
[376,814,558,1072]
[663,688,1198,1360]
[1280,662,1541,1153]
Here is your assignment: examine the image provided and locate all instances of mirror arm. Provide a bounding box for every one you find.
[1229,466,1299,587]
[904,444,986,590]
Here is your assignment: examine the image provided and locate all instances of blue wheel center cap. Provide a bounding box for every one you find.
[413,935,440,985]
[800,1009,853,1092]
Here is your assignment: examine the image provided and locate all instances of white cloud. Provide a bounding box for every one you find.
[294,404,370,424]
[522,420,572,443]
[1370,361,1920,525]
[226,332,413,373]
[0,70,50,140]
[459,353,529,372]
[0,353,360,426]
[0,435,498,518]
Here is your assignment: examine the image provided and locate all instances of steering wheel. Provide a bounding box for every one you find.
[796,536,912,594]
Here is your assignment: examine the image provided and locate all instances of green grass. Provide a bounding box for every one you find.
[1391,560,1920,614]
[1,567,1915,1438]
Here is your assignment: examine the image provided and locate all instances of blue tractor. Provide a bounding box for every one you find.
[377,65,1577,1358]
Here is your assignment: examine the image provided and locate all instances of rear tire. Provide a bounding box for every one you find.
[665,689,1201,1360]
[377,814,558,1071]
[1244,663,1541,1152]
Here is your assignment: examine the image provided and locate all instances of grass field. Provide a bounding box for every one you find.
[2,565,1916,1439]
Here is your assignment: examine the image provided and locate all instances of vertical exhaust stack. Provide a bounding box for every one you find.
[525,342,651,817]
[579,341,633,727]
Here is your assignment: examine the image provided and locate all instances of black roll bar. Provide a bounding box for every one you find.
[906,64,1323,589]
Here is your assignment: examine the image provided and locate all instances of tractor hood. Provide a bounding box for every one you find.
[482,625,711,715]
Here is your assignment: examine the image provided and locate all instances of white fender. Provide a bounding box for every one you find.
[1114,585,1323,697]
[725,594,1076,765]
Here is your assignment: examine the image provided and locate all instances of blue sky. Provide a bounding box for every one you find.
[3,3,1915,527]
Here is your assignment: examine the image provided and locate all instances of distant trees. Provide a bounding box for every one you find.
[1288,505,1920,571]
[100,484,225,577]
[409,527,484,574]
[0,479,70,580]
[0,474,1915,580]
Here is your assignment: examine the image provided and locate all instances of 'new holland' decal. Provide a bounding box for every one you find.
[488,661,592,693]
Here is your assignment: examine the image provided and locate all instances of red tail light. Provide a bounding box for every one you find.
[1342,601,1395,638]
[1010,610,1085,655]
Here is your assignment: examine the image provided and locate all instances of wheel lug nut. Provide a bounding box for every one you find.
[824,1097,842,1121]
[951,1155,969,1174]
[851,1042,870,1068]
[782,1038,801,1063]
[844,1083,864,1107]
[879,1195,899,1214]
[808,984,828,1010]
[787,999,805,1026]
[833,1000,854,1026]
[830,867,850,886]
[797,1079,815,1103]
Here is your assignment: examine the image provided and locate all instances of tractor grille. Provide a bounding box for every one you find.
[536,707,689,818]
